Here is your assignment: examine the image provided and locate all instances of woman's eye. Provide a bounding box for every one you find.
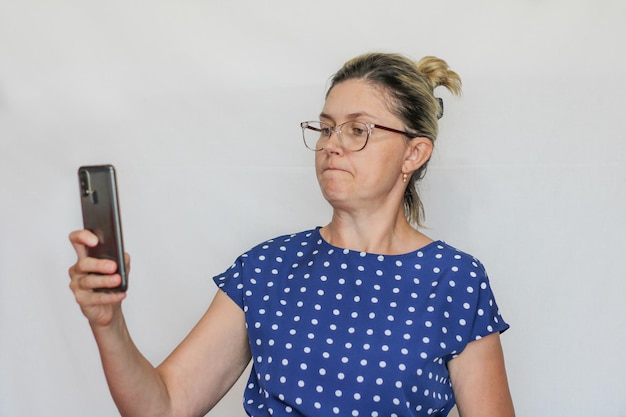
[351,127,366,136]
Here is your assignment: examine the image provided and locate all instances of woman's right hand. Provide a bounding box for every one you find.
[68,230,129,327]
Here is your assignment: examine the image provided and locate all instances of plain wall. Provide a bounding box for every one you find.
[1,1,625,416]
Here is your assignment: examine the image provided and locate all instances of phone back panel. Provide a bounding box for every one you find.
[78,165,127,291]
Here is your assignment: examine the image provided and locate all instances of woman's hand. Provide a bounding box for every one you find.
[68,229,129,327]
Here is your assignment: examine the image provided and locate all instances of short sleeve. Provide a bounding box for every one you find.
[467,261,509,340]
[212,254,247,310]
[437,251,509,363]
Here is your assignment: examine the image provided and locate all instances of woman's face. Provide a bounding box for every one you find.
[315,79,419,212]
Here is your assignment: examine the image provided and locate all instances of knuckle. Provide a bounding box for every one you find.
[76,257,96,273]
[68,275,82,293]
[73,289,87,305]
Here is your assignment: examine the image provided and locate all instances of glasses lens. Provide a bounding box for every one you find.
[340,121,369,151]
[301,121,329,151]
[301,121,370,151]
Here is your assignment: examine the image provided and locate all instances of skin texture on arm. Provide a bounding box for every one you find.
[69,230,251,417]
[447,333,515,417]
[157,290,251,417]
[93,290,251,417]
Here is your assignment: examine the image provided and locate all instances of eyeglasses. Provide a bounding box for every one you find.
[300,120,417,152]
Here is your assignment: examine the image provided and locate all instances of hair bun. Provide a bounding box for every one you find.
[416,56,462,96]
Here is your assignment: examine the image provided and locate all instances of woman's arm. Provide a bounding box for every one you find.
[69,230,251,417]
[156,290,251,416]
[447,332,515,417]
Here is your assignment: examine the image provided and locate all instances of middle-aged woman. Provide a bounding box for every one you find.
[69,52,515,417]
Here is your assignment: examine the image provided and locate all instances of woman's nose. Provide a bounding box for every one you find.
[323,128,343,154]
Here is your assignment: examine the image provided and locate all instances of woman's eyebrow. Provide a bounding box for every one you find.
[319,112,372,122]
[319,112,334,122]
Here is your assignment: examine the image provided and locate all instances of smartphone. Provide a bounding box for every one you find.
[78,164,128,292]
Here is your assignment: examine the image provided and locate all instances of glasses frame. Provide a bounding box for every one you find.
[300,120,422,152]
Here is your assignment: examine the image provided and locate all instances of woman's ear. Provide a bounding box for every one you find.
[403,137,433,174]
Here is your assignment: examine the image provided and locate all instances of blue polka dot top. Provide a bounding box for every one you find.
[213,228,509,417]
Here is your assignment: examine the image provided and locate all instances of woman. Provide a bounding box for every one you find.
[69,52,515,417]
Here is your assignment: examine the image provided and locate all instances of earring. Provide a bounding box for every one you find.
[402,173,408,183]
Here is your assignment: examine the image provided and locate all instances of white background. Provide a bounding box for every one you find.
[1,1,625,416]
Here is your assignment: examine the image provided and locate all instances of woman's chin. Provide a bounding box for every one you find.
[320,187,353,208]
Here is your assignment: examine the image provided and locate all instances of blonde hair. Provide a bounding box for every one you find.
[327,52,462,227]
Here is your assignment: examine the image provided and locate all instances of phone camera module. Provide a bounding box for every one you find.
[79,170,92,197]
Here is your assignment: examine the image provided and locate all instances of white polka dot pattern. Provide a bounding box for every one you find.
[213,228,509,416]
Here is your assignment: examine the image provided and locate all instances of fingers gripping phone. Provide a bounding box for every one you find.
[78,165,128,292]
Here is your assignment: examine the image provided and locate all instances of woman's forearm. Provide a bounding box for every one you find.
[91,313,173,417]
